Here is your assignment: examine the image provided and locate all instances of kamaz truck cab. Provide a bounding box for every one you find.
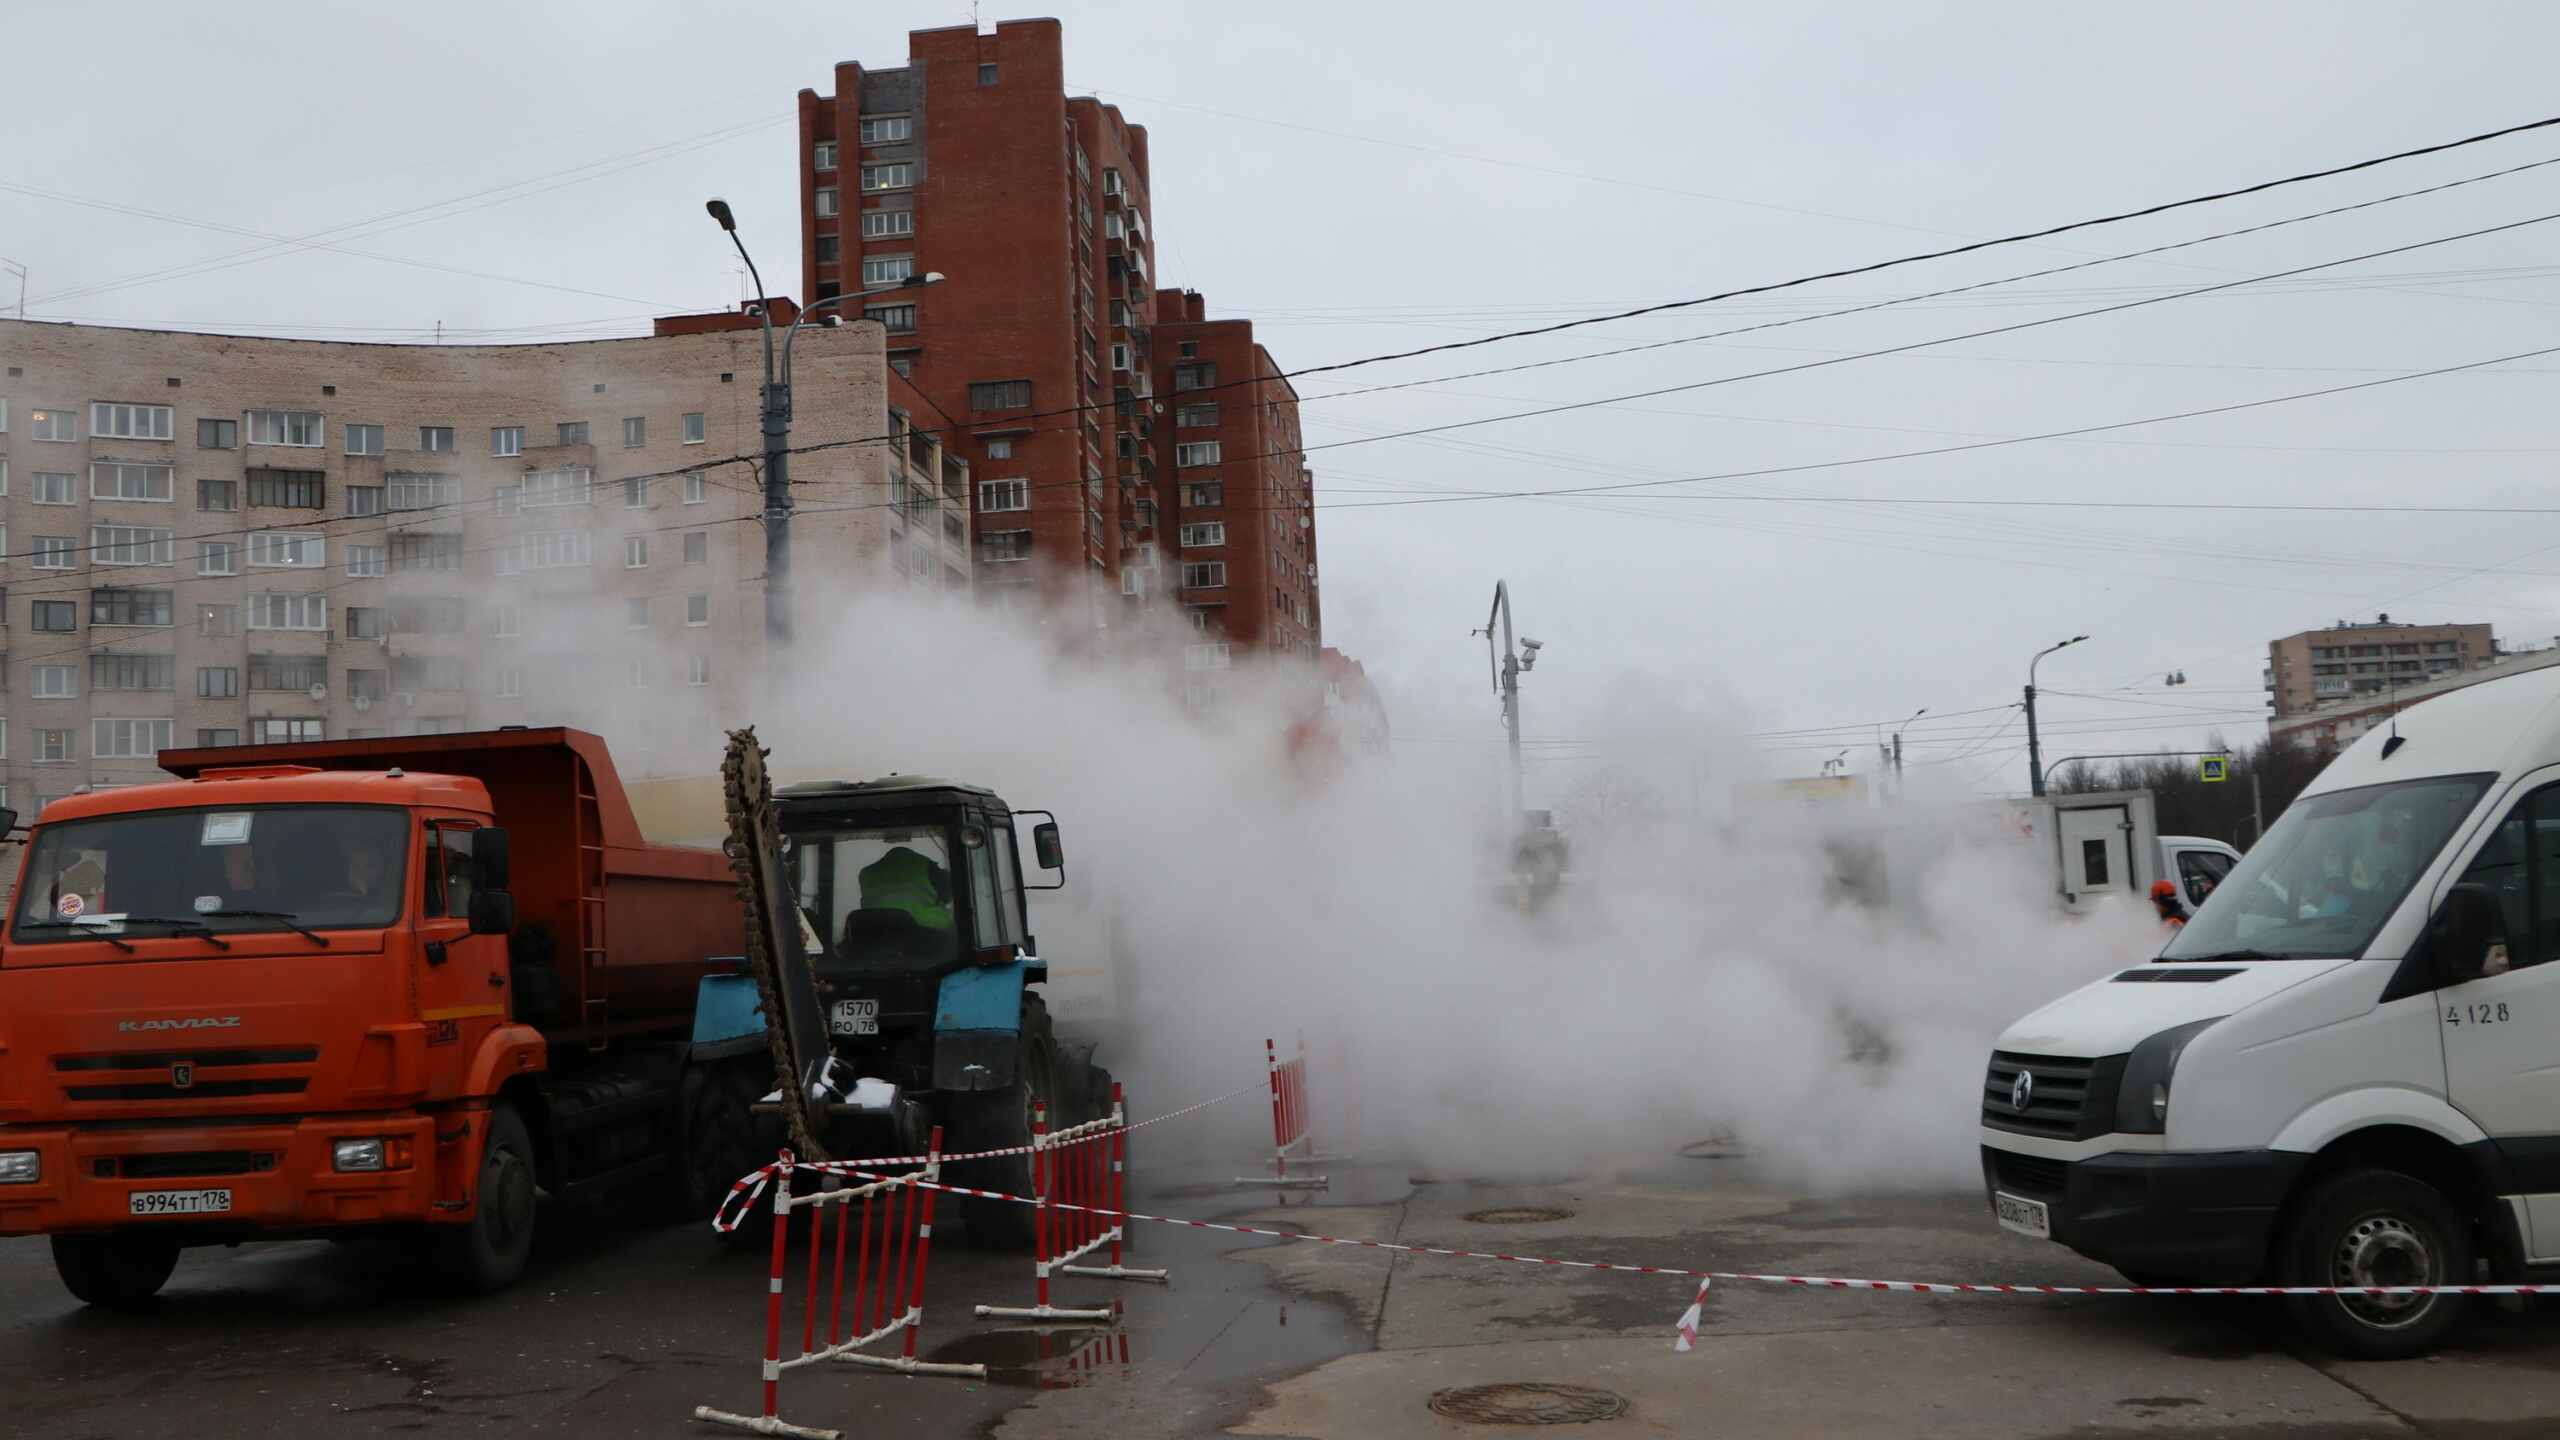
[770,777,1092,1245]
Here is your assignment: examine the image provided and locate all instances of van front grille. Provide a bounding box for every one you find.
[1987,1148,2068,1198]
[1982,1051,2126,1141]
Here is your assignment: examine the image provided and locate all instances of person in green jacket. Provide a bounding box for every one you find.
[859,845,954,932]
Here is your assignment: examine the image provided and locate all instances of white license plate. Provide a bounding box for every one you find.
[829,999,879,1036]
[129,1188,231,1217]
[1993,1191,2050,1239]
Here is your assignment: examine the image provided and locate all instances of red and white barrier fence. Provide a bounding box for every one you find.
[1234,1037,1327,1188]
[974,1085,1167,1324]
[693,1140,984,1440]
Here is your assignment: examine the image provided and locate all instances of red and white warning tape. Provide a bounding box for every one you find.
[797,1168,2560,1350]
[710,1081,1267,1234]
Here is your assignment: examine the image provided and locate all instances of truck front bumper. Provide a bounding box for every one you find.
[1982,1144,2308,1281]
[0,1114,443,1238]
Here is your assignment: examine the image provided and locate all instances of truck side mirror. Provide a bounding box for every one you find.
[0,806,20,839]
[469,889,515,937]
[1033,821,1063,872]
[2433,882,2508,983]
[476,827,510,891]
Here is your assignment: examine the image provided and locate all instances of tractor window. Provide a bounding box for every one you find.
[965,824,1010,951]
[987,824,1025,947]
[790,825,961,965]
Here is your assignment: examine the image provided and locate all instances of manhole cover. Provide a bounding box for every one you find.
[1462,1207,1574,1225]
[1429,1383,1629,1425]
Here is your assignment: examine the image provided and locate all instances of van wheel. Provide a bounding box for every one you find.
[436,1103,539,1293]
[2278,1168,2473,1359]
[51,1234,180,1305]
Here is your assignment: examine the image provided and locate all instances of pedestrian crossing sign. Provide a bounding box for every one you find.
[2200,756,2228,782]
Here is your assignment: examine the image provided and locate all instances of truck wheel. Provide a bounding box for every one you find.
[2277,1168,2474,1360]
[437,1103,539,1293]
[952,1029,1056,1250]
[50,1234,179,1305]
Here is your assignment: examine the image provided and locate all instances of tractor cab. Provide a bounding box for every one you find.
[773,777,1059,982]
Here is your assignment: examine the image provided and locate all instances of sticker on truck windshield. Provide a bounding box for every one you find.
[193,895,221,914]
[200,812,252,846]
[55,893,83,918]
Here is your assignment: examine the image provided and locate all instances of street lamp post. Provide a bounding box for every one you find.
[2024,635,2089,798]
[704,197,943,690]
[1477,582,1542,913]
[1889,707,1927,787]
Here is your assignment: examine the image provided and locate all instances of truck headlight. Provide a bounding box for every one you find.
[332,1138,387,1173]
[2114,1017,2223,1135]
[0,1150,38,1184]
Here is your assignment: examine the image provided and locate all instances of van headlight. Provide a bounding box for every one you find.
[0,1150,38,1184]
[2114,1017,2223,1135]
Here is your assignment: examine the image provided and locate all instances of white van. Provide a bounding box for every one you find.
[1982,664,2560,1358]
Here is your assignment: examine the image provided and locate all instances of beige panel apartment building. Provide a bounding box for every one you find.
[0,316,967,813]
[2266,617,2493,719]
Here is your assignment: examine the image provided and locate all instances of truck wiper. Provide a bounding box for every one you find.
[2166,949,2288,962]
[112,917,233,950]
[202,909,330,948]
[19,919,136,953]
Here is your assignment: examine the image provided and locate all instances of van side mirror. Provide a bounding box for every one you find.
[469,889,515,937]
[1033,821,1063,872]
[2433,882,2508,983]
[476,827,510,891]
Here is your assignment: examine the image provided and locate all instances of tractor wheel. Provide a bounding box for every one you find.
[951,1011,1056,1249]
[664,1060,771,1226]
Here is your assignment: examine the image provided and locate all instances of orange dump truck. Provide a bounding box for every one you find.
[0,727,776,1303]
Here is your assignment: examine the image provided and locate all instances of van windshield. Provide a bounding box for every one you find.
[2162,774,2492,961]
[10,804,410,944]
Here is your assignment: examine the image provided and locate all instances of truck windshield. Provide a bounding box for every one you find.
[10,804,410,945]
[2162,773,2491,961]
[788,824,962,965]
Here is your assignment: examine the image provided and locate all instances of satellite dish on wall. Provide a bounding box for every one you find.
[307,683,327,701]
[354,695,372,712]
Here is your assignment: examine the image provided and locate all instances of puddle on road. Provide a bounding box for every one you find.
[929,1327,1138,1390]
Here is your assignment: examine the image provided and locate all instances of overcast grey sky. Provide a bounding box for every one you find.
[13,1,2560,799]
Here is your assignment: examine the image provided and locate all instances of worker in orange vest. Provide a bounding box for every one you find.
[2150,878,2189,931]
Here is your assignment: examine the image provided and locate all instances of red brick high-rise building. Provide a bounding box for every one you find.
[797,19,1318,694]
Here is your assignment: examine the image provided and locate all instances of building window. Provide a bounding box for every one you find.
[1172,363,1216,391]
[813,139,838,170]
[344,423,384,456]
[813,186,840,217]
[978,62,998,86]
[245,531,324,568]
[520,467,592,507]
[91,403,174,440]
[31,601,75,633]
[813,234,842,265]
[1176,403,1218,428]
[1184,685,1223,715]
[250,719,323,745]
[859,164,912,192]
[624,535,648,568]
[859,115,910,144]
[345,668,386,702]
[861,210,913,239]
[197,417,238,449]
[385,472,456,511]
[92,718,174,758]
[342,605,383,640]
[682,474,707,504]
[196,727,241,748]
[246,592,326,631]
[197,603,239,637]
[31,408,77,442]
[492,606,522,638]
[1183,481,1224,507]
[33,728,74,762]
[246,653,324,692]
[687,654,712,686]
[92,588,174,626]
[91,462,175,502]
[1174,442,1221,467]
[34,472,76,505]
[1184,642,1232,671]
[419,425,454,452]
[1102,167,1123,196]
[1111,342,1131,372]
[628,655,650,688]
[1181,561,1227,589]
[866,303,917,334]
[979,478,1029,512]
[31,536,75,570]
[347,545,387,577]
[622,416,647,448]
[390,655,464,691]
[33,664,75,697]
[682,531,708,564]
[862,256,913,286]
[1178,522,1226,548]
[387,597,464,634]
[982,437,1015,461]
[981,530,1031,562]
[194,477,237,512]
[492,666,526,698]
[545,420,583,447]
[622,476,648,508]
[346,484,385,516]
[246,467,323,508]
[246,410,322,447]
[492,426,524,458]
[970,380,1032,411]
[685,594,709,625]
[389,532,462,571]
[198,666,239,699]
[520,530,592,569]
[198,539,240,575]
[682,412,706,444]
[91,653,173,692]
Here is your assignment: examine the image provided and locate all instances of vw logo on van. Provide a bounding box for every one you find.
[2011,1070,2035,1112]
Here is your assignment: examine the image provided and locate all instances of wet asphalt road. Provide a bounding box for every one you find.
[10,1153,2560,1438]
